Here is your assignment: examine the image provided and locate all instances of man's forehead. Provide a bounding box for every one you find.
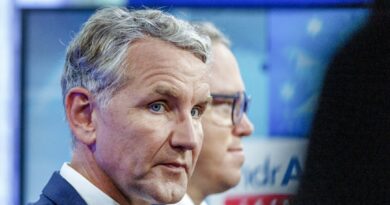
[127,38,210,80]
[199,63,212,82]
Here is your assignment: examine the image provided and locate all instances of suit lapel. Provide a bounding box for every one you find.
[42,172,87,205]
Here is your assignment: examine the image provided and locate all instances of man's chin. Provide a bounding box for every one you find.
[218,170,241,192]
[145,182,187,204]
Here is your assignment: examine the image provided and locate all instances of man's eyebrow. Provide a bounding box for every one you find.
[154,85,180,98]
[196,95,213,107]
[153,85,212,105]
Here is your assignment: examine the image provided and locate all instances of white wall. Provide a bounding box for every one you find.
[0,0,19,204]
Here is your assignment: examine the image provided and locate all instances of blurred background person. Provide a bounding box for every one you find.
[173,22,254,205]
[293,0,390,204]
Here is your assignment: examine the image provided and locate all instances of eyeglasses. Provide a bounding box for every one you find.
[210,91,250,126]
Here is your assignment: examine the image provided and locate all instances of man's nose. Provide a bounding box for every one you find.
[170,115,199,151]
[232,114,254,137]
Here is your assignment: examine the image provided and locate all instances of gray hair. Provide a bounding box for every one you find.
[192,22,230,47]
[61,7,211,107]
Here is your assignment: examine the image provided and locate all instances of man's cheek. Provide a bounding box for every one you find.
[194,121,204,140]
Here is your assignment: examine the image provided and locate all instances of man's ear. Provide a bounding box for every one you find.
[65,87,96,145]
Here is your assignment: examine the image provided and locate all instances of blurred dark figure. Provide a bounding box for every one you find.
[293,0,390,204]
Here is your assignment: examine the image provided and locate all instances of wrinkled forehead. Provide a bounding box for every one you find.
[127,37,210,75]
[123,37,211,98]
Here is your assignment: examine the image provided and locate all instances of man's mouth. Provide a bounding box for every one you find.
[158,162,188,173]
[227,147,243,152]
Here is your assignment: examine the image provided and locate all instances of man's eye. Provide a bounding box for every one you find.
[148,102,166,113]
[191,107,202,119]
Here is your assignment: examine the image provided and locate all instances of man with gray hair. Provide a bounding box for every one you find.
[30,7,211,205]
[173,22,254,205]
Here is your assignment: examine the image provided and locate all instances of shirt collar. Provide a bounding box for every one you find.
[170,193,208,205]
[60,163,120,205]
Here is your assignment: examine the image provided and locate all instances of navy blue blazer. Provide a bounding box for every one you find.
[28,172,87,205]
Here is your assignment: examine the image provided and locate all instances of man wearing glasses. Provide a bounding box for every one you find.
[174,22,254,205]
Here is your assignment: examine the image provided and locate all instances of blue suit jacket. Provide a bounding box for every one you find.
[28,172,87,205]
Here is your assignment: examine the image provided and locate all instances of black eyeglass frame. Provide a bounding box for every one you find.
[210,91,250,125]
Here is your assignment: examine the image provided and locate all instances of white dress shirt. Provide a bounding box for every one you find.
[171,194,208,205]
[60,163,119,205]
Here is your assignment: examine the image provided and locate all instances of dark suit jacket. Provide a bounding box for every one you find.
[28,172,87,205]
